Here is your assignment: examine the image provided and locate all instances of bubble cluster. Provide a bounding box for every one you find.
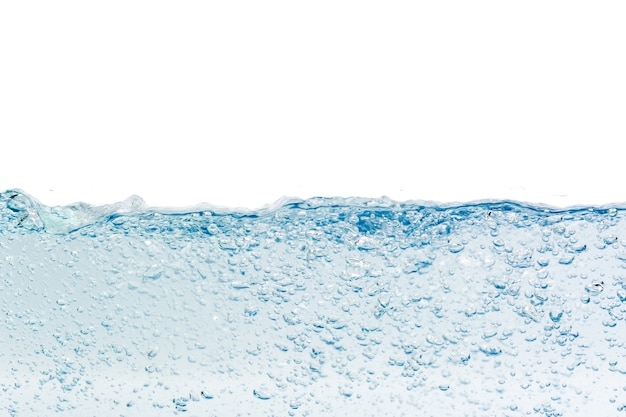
[2,191,626,415]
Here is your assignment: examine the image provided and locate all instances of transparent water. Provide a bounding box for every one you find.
[2,190,626,416]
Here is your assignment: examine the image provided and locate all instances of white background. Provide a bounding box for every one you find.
[1,1,624,209]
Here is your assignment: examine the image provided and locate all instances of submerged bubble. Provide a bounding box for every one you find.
[549,310,563,323]
[506,248,534,268]
[479,345,502,356]
[585,282,604,295]
[253,388,272,400]
[200,391,214,400]
[448,241,465,253]
[339,385,354,397]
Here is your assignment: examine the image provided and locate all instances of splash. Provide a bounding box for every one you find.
[2,190,626,416]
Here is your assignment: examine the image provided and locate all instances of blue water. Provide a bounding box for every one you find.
[2,190,626,416]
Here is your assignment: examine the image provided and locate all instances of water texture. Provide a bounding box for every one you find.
[2,190,626,416]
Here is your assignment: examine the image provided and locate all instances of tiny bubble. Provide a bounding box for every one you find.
[200,391,214,400]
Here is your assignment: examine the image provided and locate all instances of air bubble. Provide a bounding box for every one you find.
[200,391,214,400]
[549,311,563,323]
[506,249,534,268]
[356,237,379,251]
[253,388,272,400]
[585,282,604,295]
[289,399,302,409]
[479,345,502,356]
[448,242,464,253]
[339,385,354,397]
[448,352,471,365]
[482,329,497,339]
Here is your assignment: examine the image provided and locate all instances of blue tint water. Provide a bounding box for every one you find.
[2,190,626,416]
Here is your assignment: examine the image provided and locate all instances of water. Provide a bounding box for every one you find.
[2,190,626,416]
